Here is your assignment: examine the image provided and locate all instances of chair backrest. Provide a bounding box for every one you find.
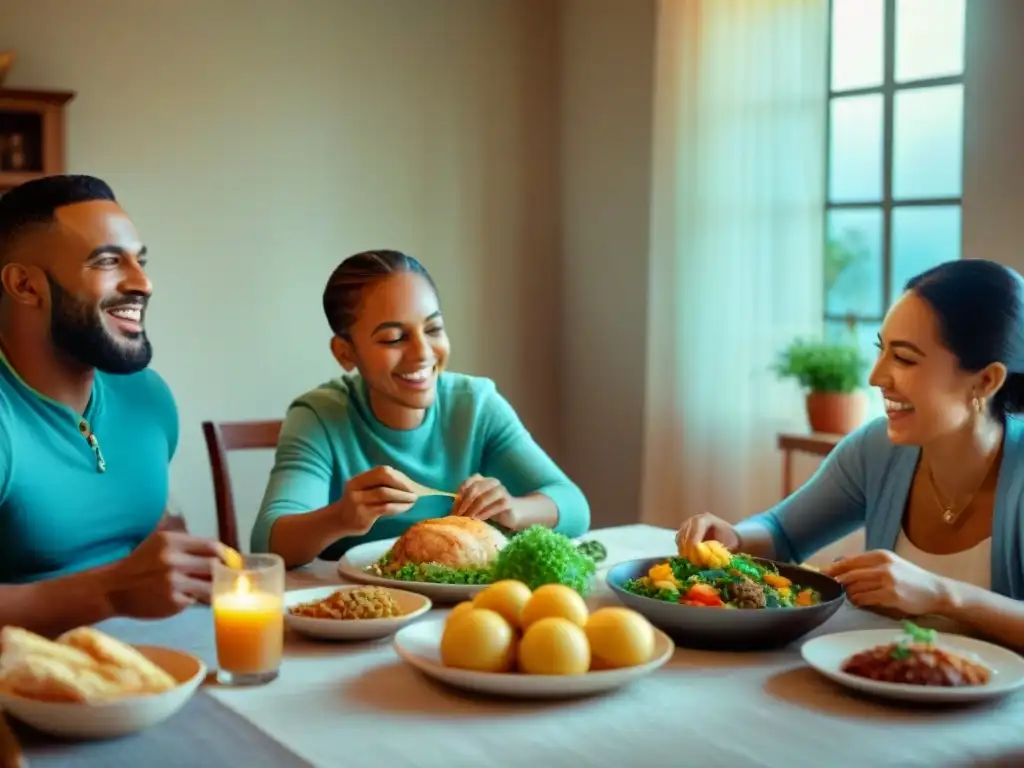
[201,419,283,551]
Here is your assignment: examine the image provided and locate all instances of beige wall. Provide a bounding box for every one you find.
[0,0,564,542]
[962,0,1024,274]
[558,0,656,528]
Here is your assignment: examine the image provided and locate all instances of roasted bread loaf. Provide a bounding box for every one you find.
[0,625,177,703]
[388,517,508,569]
[58,627,177,694]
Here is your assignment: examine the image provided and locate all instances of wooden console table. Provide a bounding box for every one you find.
[777,432,843,497]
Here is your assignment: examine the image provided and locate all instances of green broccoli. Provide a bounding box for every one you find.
[492,525,597,595]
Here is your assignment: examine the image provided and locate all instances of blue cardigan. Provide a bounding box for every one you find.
[737,416,1024,599]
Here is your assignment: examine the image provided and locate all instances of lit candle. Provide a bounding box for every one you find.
[212,554,285,686]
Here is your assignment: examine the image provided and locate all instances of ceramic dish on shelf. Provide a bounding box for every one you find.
[0,52,14,87]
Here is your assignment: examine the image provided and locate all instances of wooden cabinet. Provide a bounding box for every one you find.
[0,88,75,192]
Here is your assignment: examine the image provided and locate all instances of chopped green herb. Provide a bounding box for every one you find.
[576,539,608,564]
[902,620,937,645]
[890,643,911,660]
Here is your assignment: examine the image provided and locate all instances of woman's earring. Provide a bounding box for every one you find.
[973,396,984,414]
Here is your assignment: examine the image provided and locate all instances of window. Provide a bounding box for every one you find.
[824,0,966,362]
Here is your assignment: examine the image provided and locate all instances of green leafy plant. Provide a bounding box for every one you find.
[824,233,868,297]
[772,338,868,394]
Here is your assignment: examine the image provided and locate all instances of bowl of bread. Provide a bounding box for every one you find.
[0,625,206,739]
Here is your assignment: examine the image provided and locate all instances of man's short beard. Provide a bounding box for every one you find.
[46,272,152,374]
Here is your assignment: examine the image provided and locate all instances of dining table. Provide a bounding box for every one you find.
[12,524,1024,768]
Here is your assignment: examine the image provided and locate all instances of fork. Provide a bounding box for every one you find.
[407,480,457,499]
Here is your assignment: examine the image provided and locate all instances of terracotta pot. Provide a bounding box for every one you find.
[805,391,867,435]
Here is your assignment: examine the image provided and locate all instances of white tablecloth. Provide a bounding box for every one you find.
[207,525,1024,768]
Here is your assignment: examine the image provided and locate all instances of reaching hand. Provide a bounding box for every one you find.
[108,530,230,618]
[675,512,742,560]
[336,465,419,536]
[450,474,515,525]
[824,549,946,617]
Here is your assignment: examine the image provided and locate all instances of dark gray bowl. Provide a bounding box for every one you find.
[606,556,845,651]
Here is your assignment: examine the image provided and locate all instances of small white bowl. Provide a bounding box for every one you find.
[0,645,206,739]
[284,585,432,641]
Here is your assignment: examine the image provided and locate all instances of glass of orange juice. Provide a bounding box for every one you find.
[212,553,285,686]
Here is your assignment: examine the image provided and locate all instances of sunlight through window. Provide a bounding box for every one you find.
[824,0,966,390]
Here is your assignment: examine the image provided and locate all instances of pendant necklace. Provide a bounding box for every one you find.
[925,448,1000,525]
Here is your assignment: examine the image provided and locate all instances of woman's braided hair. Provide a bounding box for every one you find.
[322,250,437,338]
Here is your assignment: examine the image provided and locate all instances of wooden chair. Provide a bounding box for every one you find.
[202,419,283,551]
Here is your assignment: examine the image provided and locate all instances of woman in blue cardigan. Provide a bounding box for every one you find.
[677,259,1024,648]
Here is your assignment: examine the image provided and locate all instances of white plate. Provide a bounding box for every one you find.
[0,646,206,739]
[393,617,675,699]
[337,538,490,603]
[284,585,432,641]
[801,629,1024,704]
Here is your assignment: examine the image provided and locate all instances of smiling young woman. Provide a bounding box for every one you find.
[251,250,590,568]
[676,259,1024,650]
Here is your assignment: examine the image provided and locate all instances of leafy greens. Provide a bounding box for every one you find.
[369,525,605,595]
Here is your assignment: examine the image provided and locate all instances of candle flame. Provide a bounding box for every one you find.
[236,574,252,594]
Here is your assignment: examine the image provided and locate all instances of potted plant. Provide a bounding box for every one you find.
[772,338,869,434]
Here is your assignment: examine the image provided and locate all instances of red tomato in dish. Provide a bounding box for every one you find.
[682,583,724,607]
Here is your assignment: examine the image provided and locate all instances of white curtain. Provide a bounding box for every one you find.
[640,0,829,528]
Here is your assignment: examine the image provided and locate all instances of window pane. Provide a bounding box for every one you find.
[892,85,964,199]
[890,205,961,304]
[826,319,882,394]
[895,0,966,83]
[831,0,885,91]
[829,94,884,203]
[826,208,884,318]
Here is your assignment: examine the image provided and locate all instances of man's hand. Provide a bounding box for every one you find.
[106,530,229,619]
[157,511,189,533]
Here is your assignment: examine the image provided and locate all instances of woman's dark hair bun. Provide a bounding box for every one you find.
[321,250,437,338]
[997,373,1024,416]
[906,259,1024,417]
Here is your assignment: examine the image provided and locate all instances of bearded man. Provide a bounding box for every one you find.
[0,175,228,636]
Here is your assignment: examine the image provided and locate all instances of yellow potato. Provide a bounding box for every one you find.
[520,584,589,630]
[472,580,532,629]
[447,601,477,624]
[585,607,656,670]
[518,617,590,676]
[440,609,516,673]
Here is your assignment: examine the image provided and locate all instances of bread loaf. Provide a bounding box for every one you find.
[389,517,508,569]
[0,625,177,703]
